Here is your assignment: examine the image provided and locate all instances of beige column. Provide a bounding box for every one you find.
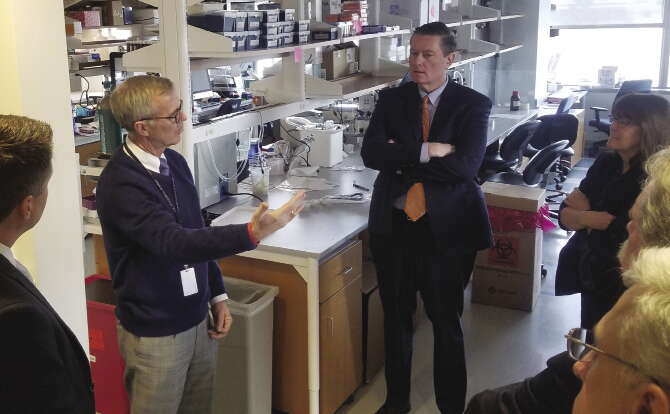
[0,1,88,352]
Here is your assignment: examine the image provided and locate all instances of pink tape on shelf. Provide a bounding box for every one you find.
[294,47,303,63]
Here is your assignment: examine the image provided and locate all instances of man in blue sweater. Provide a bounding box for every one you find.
[96,75,304,414]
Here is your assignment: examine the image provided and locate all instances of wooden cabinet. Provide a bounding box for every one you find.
[319,275,363,414]
[319,241,362,303]
[218,238,364,414]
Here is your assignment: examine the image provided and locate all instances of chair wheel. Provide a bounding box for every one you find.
[541,266,547,280]
[556,183,563,190]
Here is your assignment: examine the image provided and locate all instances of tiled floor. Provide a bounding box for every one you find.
[336,160,593,414]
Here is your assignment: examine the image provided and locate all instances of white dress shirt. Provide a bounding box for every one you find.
[0,242,33,283]
[123,139,229,304]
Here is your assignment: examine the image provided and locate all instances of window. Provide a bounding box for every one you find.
[551,0,664,27]
[548,0,669,88]
[547,28,663,86]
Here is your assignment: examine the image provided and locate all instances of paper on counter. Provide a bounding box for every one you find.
[277,177,338,191]
[210,206,256,227]
[288,166,320,176]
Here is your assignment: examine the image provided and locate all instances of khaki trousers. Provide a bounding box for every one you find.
[117,318,217,414]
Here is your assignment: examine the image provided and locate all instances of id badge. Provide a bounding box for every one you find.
[180,267,198,296]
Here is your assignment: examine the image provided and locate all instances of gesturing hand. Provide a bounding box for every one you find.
[250,191,306,241]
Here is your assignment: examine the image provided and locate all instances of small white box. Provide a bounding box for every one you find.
[598,66,617,88]
[303,126,344,168]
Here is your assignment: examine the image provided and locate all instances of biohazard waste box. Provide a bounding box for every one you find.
[472,182,546,311]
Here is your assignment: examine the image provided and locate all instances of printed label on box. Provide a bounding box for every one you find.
[488,234,520,268]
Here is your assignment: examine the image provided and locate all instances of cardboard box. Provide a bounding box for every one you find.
[322,0,342,15]
[66,10,102,28]
[65,17,83,36]
[323,43,359,80]
[471,182,546,311]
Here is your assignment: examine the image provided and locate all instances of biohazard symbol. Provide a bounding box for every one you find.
[495,239,516,260]
[488,235,520,268]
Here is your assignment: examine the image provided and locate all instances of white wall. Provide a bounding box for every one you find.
[0,1,88,352]
[492,0,551,107]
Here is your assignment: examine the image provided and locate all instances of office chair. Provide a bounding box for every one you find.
[556,95,577,114]
[489,140,570,188]
[478,120,542,181]
[589,79,652,135]
[523,114,579,186]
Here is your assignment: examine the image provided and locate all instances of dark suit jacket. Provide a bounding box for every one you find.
[0,255,95,414]
[362,80,493,254]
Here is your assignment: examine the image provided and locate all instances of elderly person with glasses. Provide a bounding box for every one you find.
[96,75,305,414]
[568,246,670,414]
[466,146,670,414]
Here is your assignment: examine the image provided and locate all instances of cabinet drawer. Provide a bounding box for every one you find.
[320,275,363,414]
[319,240,362,303]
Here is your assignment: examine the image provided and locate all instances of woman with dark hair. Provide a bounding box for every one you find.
[463,94,670,414]
[556,92,670,329]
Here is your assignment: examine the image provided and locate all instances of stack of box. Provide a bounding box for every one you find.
[188,8,309,51]
[342,1,368,25]
[322,0,341,15]
[471,182,546,312]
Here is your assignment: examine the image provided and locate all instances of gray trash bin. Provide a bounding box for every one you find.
[212,276,279,414]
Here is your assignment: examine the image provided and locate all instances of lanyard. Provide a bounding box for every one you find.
[124,142,180,215]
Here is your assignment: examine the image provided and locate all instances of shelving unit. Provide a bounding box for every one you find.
[70,64,111,77]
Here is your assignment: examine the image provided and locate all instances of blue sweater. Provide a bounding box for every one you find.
[96,147,256,337]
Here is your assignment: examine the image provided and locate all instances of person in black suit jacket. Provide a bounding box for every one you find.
[361,22,492,414]
[0,115,95,414]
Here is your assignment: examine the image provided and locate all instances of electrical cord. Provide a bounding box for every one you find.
[75,74,91,109]
[280,123,311,166]
[222,191,264,203]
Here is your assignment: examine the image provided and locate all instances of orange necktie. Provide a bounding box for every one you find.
[404,95,430,221]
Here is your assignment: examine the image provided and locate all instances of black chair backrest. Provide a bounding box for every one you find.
[530,114,579,149]
[522,140,570,186]
[556,95,577,114]
[500,120,542,162]
[614,79,652,102]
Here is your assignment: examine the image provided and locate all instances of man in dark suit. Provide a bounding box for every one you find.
[361,22,492,414]
[0,115,95,413]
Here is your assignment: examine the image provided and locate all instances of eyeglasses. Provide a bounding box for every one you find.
[137,99,183,124]
[608,115,636,126]
[566,328,666,388]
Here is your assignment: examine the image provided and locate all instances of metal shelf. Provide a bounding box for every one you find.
[500,14,524,20]
[333,73,402,100]
[188,27,410,60]
[191,98,332,144]
[70,64,110,77]
[461,17,499,25]
[341,29,410,42]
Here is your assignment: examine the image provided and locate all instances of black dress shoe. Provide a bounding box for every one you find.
[375,404,411,414]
